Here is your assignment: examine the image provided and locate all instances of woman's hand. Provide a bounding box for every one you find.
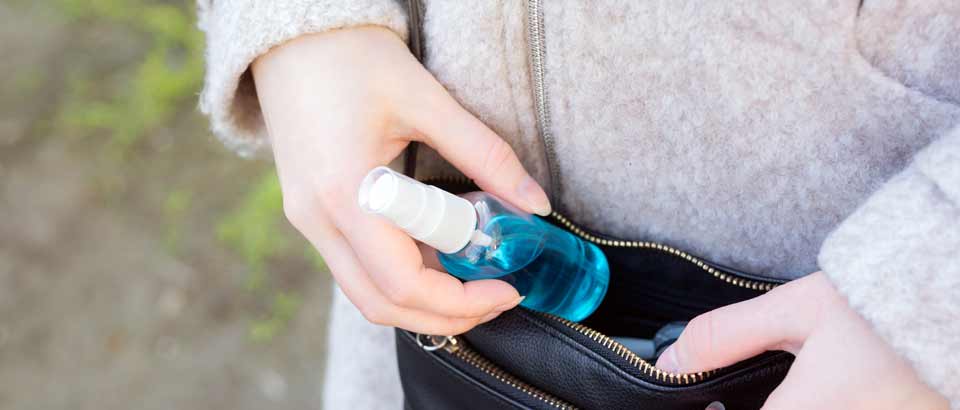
[656,272,947,409]
[253,27,551,335]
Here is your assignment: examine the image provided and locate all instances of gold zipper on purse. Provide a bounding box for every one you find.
[414,177,780,403]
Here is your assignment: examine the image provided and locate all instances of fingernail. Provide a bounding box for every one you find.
[705,401,725,410]
[493,296,525,312]
[495,296,525,312]
[656,344,680,373]
[517,176,551,216]
[482,296,525,324]
[479,311,501,323]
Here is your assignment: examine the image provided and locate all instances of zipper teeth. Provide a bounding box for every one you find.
[541,312,715,385]
[447,339,578,409]
[545,212,776,384]
[527,0,561,202]
[550,212,777,292]
[421,176,778,386]
[422,176,777,292]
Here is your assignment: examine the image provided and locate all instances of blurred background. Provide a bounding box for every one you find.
[1,1,333,408]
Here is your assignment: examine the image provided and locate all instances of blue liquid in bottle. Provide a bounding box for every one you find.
[438,192,609,322]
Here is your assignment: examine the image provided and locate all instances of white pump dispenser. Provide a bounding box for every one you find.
[358,167,491,253]
[359,167,610,322]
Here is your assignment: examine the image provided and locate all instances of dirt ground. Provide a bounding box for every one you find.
[0,2,332,409]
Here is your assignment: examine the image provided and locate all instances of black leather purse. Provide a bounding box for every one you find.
[398,3,793,409]
[395,178,793,409]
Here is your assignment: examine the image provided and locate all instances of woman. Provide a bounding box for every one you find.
[196,1,959,408]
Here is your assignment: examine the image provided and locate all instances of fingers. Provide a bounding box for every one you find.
[759,367,813,410]
[759,319,864,410]
[705,402,726,410]
[401,81,552,216]
[310,225,506,335]
[760,294,951,410]
[655,275,830,373]
[333,187,523,319]
[758,333,850,410]
[419,241,443,271]
[282,153,520,329]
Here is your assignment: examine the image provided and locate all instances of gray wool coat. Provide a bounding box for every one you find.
[196,0,960,408]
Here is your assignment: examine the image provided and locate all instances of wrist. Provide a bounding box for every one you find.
[253,25,406,82]
[252,26,413,149]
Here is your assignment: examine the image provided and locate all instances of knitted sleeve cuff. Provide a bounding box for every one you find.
[818,125,960,407]
[196,0,408,157]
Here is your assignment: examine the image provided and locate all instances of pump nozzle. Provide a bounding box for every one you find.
[358,167,479,254]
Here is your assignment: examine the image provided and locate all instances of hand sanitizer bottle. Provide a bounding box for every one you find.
[358,167,609,322]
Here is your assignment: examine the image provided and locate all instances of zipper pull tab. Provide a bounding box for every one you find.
[415,334,459,353]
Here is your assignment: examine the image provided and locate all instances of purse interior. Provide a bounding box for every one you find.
[575,234,775,340]
[429,177,777,340]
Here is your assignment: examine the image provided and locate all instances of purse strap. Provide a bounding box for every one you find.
[402,0,425,178]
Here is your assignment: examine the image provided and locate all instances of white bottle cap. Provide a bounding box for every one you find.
[358,167,478,254]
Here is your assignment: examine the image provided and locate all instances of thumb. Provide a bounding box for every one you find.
[655,281,818,374]
[403,83,552,216]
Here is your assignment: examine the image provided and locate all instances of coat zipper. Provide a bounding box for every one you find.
[523,1,773,293]
[412,2,780,403]
[527,0,561,204]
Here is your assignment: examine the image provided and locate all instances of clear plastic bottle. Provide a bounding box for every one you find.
[358,167,609,322]
[438,192,609,321]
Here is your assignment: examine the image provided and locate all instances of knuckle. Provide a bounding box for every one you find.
[381,278,419,306]
[357,304,391,326]
[481,137,515,180]
[282,196,312,229]
[284,183,351,228]
[313,183,350,213]
[462,305,490,319]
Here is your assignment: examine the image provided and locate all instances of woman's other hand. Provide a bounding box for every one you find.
[657,272,948,410]
[253,26,551,335]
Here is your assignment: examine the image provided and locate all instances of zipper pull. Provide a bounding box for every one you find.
[415,334,459,353]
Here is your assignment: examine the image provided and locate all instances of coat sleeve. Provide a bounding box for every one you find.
[820,1,960,407]
[195,0,408,157]
[818,126,960,407]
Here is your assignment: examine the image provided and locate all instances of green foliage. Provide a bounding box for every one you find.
[58,0,141,22]
[216,171,327,342]
[217,171,288,292]
[305,246,329,273]
[249,292,303,343]
[162,188,193,252]
[56,0,204,154]
[48,0,323,343]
